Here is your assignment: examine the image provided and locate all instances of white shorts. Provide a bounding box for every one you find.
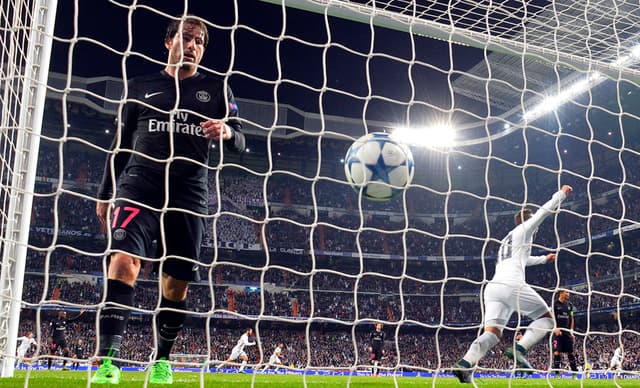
[16,349,27,358]
[483,281,549,327]
[610,359,622,369]
[229,348,246,361]
[268,355,281,365]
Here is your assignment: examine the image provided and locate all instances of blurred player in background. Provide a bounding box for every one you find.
[452,185,572,384]
[48,310,84,370]
[15,331,36,368]
[217,328,256,373]
[552,289,578,374]
[91,14,245,385]
[72,338,85,370]
[262,342,284,371]
[369,323,386,377]
[608,344,624,377]
[583,360,591,379]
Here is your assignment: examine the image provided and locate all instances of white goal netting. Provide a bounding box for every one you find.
[1,0,640,385]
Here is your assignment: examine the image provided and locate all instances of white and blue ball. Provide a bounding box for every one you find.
[344,132,414,201]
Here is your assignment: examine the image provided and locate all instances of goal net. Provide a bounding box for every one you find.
[1,0,639,384]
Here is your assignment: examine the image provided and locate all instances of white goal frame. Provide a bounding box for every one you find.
[0,0,58,378]
[260,0,640,82]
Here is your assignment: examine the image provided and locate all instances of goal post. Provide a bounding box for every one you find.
[0,0,58,378]
[258,0,640,83]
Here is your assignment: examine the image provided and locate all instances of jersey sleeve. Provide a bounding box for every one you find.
[97,79,139,200]
[222,86,246,153]
[521,190,566,234]
[526,255,548,266]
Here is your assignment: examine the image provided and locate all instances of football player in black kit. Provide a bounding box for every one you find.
[72,338,85,370]
[552,289,578,374]
[369,323,386,377]
[48,310,84,370]
[91,15,246,385]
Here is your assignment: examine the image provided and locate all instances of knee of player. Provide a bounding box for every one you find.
[109,253,141,280]
[161,275,189,300]
[485,326,503,338]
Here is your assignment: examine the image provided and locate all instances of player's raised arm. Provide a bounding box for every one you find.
[521,185,572,233]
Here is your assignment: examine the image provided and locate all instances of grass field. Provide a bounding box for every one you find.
[2,370,639,388]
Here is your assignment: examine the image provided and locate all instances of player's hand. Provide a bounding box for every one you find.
[201,119,232,141]
[96,201,110,234]
[546,253,556,263]
[554,328,562,336]
[561,185,573,196]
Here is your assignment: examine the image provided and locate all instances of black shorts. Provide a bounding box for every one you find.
[552,333,574,353]
[370,347,384,361]
[52,337,67,351]
[108,198,206,282]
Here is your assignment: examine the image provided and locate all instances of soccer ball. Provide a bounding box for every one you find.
[344,132,414,201]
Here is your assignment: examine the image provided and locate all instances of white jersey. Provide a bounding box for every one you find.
[492,190,566,285]
[269,346,283,364]
[611,347,624,365]
[16,336,36,357]
[232,333,255,354]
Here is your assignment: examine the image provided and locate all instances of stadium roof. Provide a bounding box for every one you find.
[265,0,640,130]
[450,0,640,115]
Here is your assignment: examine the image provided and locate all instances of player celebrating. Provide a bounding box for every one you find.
[552,289,578,374]
[452,185,572,384]
[15,332,36,368]
[369,322,386,377]
[217,328,256,372]
[262,342,285,371]
[48,310,84,370]
[608,344,624,376]
[91,14,245,385]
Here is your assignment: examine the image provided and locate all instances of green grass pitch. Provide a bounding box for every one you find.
[2,371,639,388]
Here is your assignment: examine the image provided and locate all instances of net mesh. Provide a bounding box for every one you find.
[1,0,640,385]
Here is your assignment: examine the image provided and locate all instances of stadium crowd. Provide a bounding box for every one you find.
[17,314,640,373]
[9,141,639,374]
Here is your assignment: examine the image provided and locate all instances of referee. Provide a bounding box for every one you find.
[552,289,578,373]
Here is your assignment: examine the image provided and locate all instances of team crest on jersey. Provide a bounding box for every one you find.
[196,90,211,102]
[113,229,127,241]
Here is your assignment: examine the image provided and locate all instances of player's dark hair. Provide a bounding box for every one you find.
[165,15,209,48]
[514,208,532,225]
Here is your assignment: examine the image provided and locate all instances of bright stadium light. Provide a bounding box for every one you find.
[393,124,456,148]
[523,46,640,123]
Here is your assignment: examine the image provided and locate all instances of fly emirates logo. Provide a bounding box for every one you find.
[148,112,205,137]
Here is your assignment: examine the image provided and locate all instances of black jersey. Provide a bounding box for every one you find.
[72,343,85,357]
[50,318,68,341]
[50,312,83,341]
[370,330,386,350]
[554,299,574,330]
[97,71,245,212]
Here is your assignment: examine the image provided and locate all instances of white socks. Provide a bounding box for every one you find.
[519,317,554,350]
[463,331,500,366]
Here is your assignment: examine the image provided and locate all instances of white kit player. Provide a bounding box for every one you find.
[608,344,624,375]
[16,332,37,367]
[263,342,284,371]
[217,328,256,372]
[453,185,572,384]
